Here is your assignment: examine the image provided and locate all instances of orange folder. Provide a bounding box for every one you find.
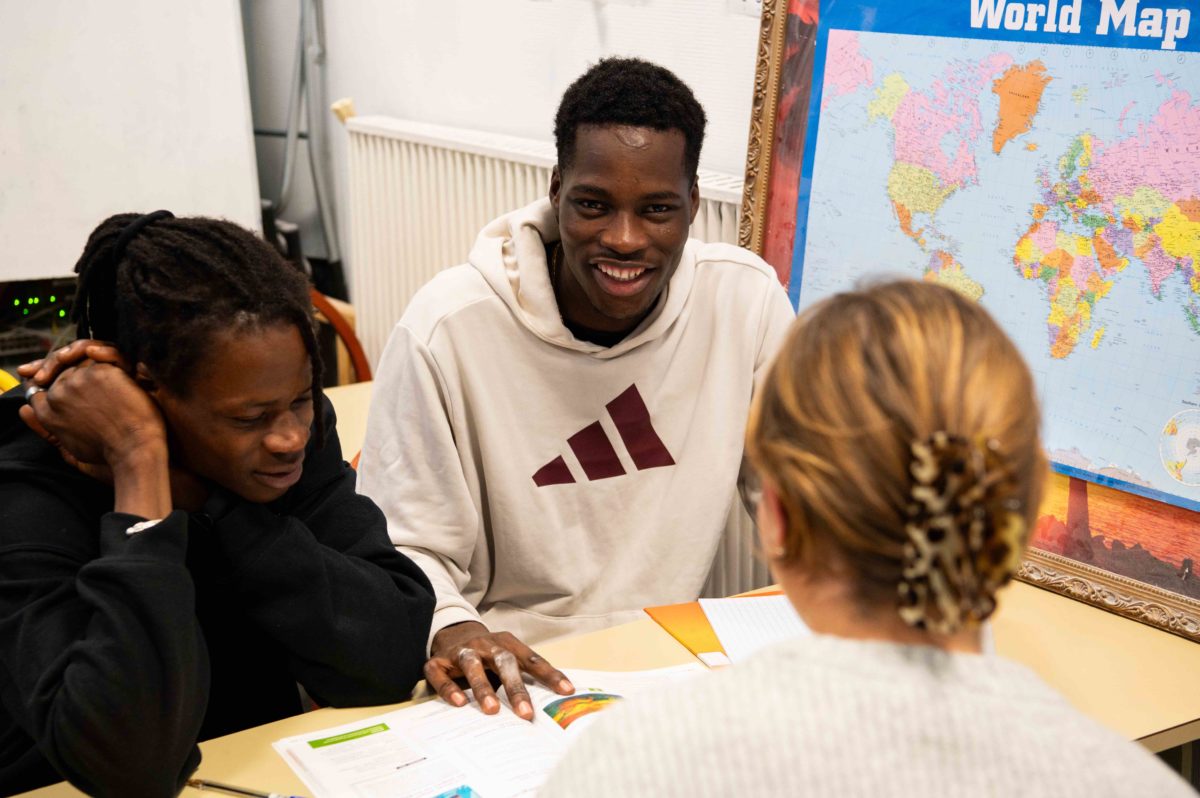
[644,588,784,660]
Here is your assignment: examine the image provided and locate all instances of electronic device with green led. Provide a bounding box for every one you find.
[12,293,67,319]
[0,277,78,367]
[2,278,75,325]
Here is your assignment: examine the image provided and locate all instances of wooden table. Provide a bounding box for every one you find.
[318,381,1200,751]
[319,382,1200,751]
[992,581,1200,751]
[17,616,696,797]
[326,380,373,462]
[17,381,1200,795]
[20,585,1200,797]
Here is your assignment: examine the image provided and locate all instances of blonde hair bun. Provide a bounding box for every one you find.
[746,280,1045,631]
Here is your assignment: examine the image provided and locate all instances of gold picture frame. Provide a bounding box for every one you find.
[738,0,1200,642]
[737,0,790,257]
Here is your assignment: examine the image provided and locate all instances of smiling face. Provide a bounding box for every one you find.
[550,124,700,333]
[151,322,315,504]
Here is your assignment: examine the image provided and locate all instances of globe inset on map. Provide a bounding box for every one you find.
[1160,410,1200,487]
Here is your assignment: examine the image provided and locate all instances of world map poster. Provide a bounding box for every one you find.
[788,0,1200,610]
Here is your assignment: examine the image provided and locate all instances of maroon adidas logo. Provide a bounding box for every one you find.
[532,384,675,487]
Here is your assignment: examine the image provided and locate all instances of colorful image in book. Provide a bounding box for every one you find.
[431,787,481,798]
[542,692,622,730]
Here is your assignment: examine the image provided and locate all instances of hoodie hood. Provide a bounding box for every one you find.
[466,198,697,357]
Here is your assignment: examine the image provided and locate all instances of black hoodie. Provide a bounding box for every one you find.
[0,387,434,797]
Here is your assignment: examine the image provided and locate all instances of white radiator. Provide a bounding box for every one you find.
[344,116,767,597]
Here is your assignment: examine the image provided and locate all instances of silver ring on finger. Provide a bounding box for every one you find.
[24,384,44,402]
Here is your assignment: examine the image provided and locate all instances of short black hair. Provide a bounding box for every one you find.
[71,213,326,441]
[554,57,707,180]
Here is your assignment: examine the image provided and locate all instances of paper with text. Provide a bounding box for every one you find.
[699,595,810,663]
[273,665,704,798]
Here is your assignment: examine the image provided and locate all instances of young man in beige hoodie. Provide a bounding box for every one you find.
[357,58,794,720]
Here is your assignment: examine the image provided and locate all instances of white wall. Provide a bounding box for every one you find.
[0,0,261,281]
[243,0,761,269]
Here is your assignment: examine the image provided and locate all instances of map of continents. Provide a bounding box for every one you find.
[802,29,1200,509]
[1012,88,1200,358]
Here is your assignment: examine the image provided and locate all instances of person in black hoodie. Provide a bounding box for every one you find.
[0,212,435,797]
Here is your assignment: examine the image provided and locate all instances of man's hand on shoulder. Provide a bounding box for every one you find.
[424,621,574,722]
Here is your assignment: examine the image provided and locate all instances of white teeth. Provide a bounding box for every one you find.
[597,264,646,282]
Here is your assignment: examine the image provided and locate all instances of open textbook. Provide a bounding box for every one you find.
[273,665,705,798]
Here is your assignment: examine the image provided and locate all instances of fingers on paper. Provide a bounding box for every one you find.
[425,632,573,721]
[491,647,532,720]
[457,648,500,714]
[499,633,574,695]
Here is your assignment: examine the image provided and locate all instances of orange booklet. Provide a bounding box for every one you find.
[644,589,784,661]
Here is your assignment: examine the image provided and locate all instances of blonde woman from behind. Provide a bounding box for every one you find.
[540,280,1191,797]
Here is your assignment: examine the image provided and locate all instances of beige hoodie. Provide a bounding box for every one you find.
[357,198,794,646]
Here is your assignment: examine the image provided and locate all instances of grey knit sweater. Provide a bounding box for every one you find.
[540,633,1192,797]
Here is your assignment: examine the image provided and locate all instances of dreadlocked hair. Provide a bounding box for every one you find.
[70,213,327,444]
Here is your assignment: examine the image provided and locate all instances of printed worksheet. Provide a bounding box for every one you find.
[699,595,810,663]
[273,665,705,798]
